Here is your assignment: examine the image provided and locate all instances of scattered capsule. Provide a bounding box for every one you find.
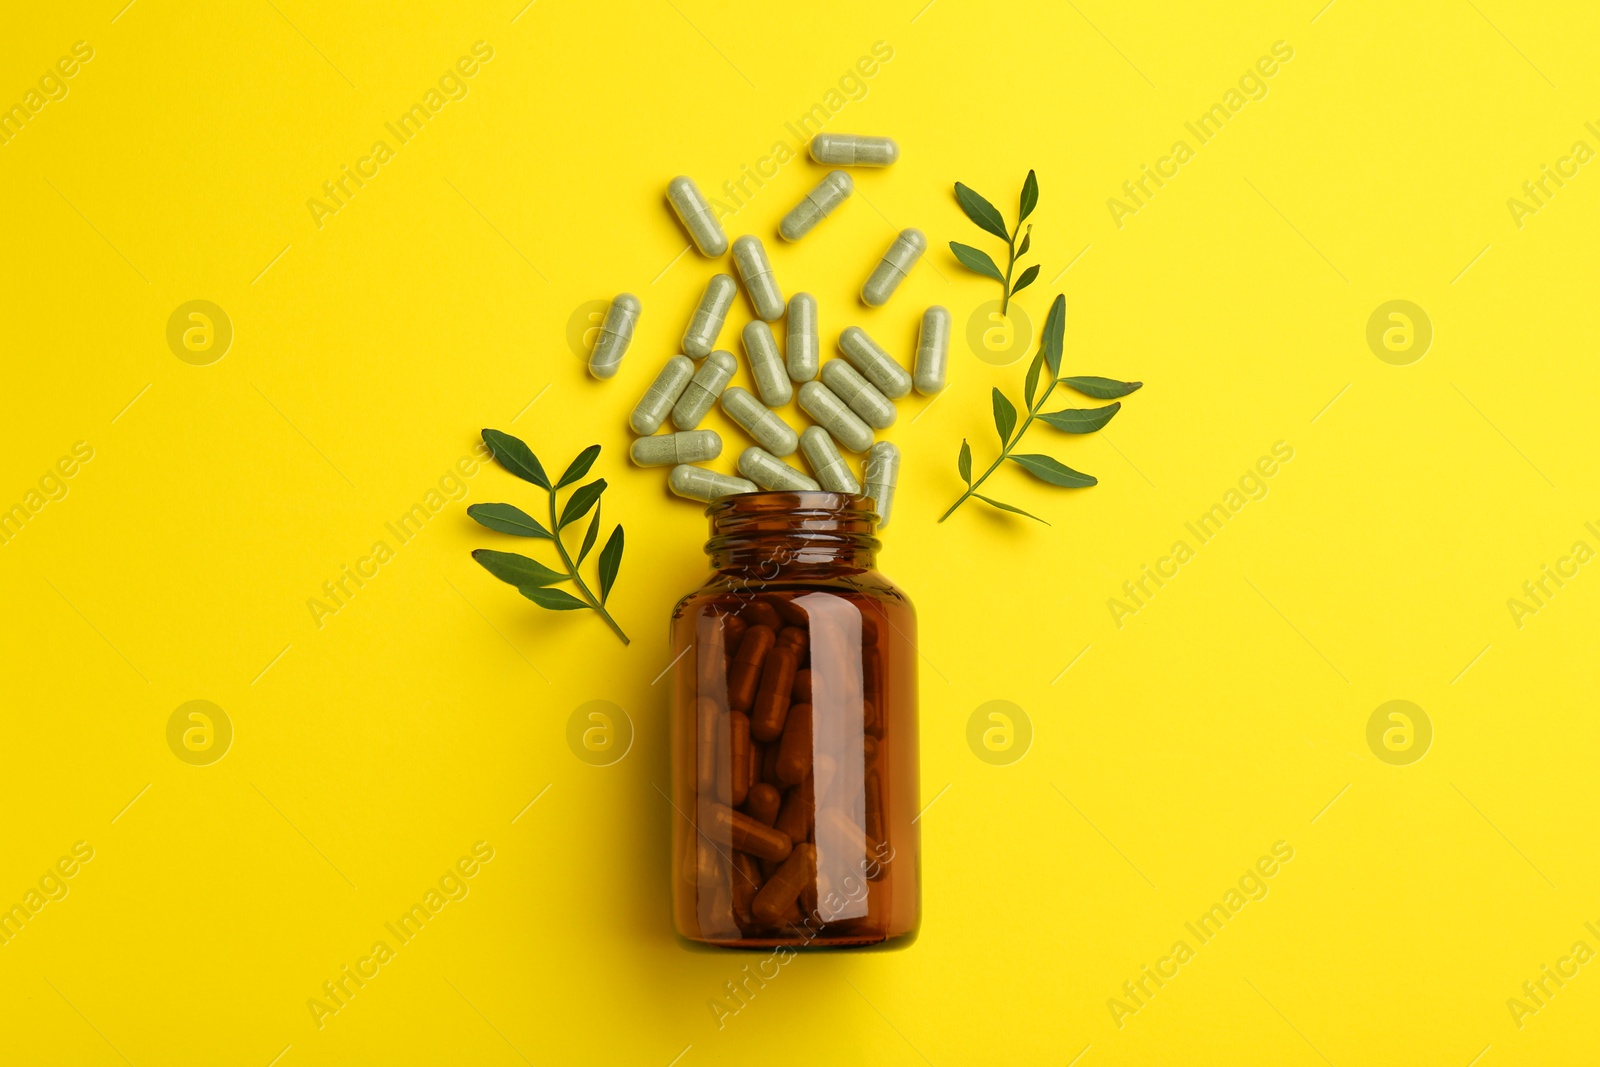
[810,133,900,167]
[915,305,951,395]
[820,360,896,430]
[797,380,873,453]
[683,273,737,358]
[627,355,694,435]
[731,235,784,322]
[742,320,792,407]
[838,325,912,399]
[800,426,860,494]
[671,349,737,430]
[669,464,757,502]
[721,386,798,456]
[666,176,728,256]
[861,228,925,308]
[778,171,853,241]
[738,447,820,492]
[863,441,901,528]
[786,293,818,382]
[629,429,722,467]
[587,294,640,379]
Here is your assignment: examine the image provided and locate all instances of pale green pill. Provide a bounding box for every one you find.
[738,447,820,492]
[800,426,860,494]
[732,235,784,322]
[683,273,737,358]
[914,305,951,395]
[742,320,792,407]
[863,441,901,528]
[669,464,757,502]
[861,228,925,308]
[838,325,912,399]
[630,429,722,467]
[588,293,640,380]
[810,134,899,167]
[720,386,798,456]
[667,176,728,256]
[779,171,853,241]
[786,293,818,382]
[797,380,873,453]
[671,349,737,430]
[629,355,694,435]
[820,360,896,430]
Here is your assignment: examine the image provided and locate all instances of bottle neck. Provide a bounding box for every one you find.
[705,492,879,578]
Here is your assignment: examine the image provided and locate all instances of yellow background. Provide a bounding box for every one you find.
[3,0,1597,1063]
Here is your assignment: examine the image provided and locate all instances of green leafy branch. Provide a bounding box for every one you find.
[939,294,1142,524]
[468,428,629,645]
[949,170,1038,314]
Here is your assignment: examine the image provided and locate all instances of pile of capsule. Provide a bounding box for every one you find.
[587,133,947,529]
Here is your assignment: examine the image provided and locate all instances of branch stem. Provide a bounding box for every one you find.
[549,489,630,644]
[938,377,1059,522]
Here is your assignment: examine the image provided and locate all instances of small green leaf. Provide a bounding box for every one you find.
[578,502,601,565]
[1038,402,1121,434]
[1009,454,1097,487]
[472,548,567,588]
[598,526,624,604]
[520,585,588,611]
[975,494,1050,525]
[958,440,972,485]
[1059,376,1144,399]
[481,428,549,489]
[1041,294,1066,376]
[467,502,552,539]
[1024,348,1046,409]
[557,444,601,489]
[991,388,1017,446]
[954,183,1009,240]
[1011,264,1040,296]
[559,478,606,529]
[950,242,1005,282]
[1016,228,1031,258]
[1019,170,1038,222]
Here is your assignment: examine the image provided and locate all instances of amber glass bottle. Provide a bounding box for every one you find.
[670,491,919,948]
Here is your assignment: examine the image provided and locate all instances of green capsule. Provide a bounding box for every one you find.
[820,360,896,430]
[732,235,784,322]
[683,273,737,358]
[797,380,873,453]
[738,447,820,491]
[671,349,737,430]
[861,228,925,308]
[786,293,818,382]
[810,133,900,167]
[667,176,728,256]
[742,320,792,407]
[779,171,853,241]
[720,386,798,456]
[914,305,951,395]
[629,355,695,435]
[863,441,901,529]
[838,325,912,399]
[630,429,722,467]
[799,426,860,494]
[588,293,640,379]
[669,464,757,502]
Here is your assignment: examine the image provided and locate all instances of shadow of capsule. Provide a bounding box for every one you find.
[166,300,233,366]
[566,699,634,766]
[965,300,1034,367]
[1366,699,1432,765]
[966,699,1032,766]
[166,699,233,766]
[566,299,612,363]
[1365,299,1432,366]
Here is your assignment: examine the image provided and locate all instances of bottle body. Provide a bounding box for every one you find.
[669,493,919,948]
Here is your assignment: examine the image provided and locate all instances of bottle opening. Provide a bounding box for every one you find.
[705,491,880,573]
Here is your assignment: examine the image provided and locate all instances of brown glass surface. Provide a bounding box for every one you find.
[670,492,919,948]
